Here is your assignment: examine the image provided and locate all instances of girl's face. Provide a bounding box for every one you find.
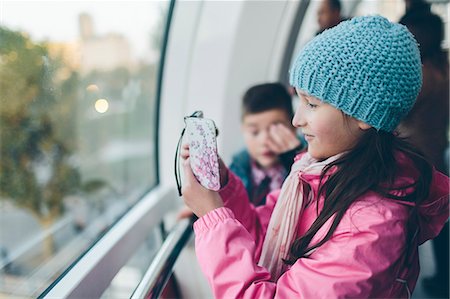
[292,90,370,160]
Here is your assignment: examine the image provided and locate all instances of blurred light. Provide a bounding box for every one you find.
[95,99,109,113]
[86,84,99,92]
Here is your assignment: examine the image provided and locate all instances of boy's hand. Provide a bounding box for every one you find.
[267,123,301,154]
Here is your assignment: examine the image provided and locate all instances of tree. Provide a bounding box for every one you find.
[0,27,81,256]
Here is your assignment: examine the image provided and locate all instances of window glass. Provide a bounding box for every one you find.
[0,1,169,297]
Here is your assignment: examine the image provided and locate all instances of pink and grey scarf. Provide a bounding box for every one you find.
[258,152,342,281]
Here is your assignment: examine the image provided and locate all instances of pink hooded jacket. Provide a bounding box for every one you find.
[193,153,449,298]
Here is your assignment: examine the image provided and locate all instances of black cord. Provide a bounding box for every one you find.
[175,111,204,196]
[174,128,185,196]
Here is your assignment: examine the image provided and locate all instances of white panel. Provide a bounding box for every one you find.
[218,1,297,164]
[159,1,204,187]
[161,1,299,174]
[184,1,243,128]
[266,1,302,80]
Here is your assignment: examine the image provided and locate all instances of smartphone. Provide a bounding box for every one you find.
[184,114,220,191]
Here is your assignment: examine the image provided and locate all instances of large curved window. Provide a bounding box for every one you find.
[0,1,170,297]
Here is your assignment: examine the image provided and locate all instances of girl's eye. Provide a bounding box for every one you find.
[307,102,317,109]
[300,95,318,109]
[250,131,259,136]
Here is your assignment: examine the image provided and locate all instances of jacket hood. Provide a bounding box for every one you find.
[372,152,448,244]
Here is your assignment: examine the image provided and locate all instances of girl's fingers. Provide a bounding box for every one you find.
[181,157,224,217]
[182,157,196,183]
[217,156,229,187]
[177,207,194,220]
[180,143,190,160]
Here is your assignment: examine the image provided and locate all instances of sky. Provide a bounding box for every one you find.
[0,1,166,58]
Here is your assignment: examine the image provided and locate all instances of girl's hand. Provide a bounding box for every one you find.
[182,157,224,218]
[267,123,301,154]
[217,156,229,187]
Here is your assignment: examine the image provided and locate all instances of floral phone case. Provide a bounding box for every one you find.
[184,114,220,191]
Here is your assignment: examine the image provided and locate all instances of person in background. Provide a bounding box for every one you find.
[400,0,432,22]
[316,0,344,35]
[180,16,449,298]
[398,6,448,176]
[398,9,449,298]
[229,83,304,206]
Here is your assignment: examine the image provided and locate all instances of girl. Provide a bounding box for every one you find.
[181,16,449,298]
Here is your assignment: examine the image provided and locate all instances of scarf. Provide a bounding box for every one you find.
[257,152,342,281]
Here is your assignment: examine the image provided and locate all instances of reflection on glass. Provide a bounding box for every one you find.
[0,1,168,297]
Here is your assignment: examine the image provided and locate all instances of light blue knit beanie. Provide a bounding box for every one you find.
[289,15,422,132]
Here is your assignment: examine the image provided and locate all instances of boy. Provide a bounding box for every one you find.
[230,83,304,206]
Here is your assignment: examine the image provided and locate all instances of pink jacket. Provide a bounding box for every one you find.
[193,154,449,298]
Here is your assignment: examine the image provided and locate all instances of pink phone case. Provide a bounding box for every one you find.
[184,117,220,191]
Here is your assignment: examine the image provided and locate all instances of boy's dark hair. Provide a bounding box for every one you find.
[242,83,293,120]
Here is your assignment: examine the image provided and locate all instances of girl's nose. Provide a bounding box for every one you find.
[292,108,305,128]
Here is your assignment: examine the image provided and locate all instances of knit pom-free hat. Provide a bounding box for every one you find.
[289,15,422,132]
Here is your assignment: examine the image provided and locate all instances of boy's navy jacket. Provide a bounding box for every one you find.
[229,143,303,206]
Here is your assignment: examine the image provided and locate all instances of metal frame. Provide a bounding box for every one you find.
[131,217,193,299]
[278,0,311,84]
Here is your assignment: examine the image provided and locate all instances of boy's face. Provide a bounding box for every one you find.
[242,109,294,169]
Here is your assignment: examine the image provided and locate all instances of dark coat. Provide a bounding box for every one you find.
[229,145,303,206]
[398,59,449,174]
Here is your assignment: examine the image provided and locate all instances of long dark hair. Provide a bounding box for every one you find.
[285,128,432,264]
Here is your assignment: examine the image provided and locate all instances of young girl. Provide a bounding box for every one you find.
[181,16,449,298]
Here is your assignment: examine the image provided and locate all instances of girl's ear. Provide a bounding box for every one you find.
[357,120,372,131]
